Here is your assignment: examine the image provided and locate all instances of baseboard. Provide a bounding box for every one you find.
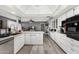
[16,45,25,54]
[24,44,43,46]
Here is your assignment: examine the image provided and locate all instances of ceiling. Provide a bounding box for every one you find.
[0,5,77,21]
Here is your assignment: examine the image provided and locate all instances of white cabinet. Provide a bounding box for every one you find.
[14,34,24,54]
[25,33,31,44]
[25,32,44,45]
[49,32,79,54]
[66,9,74,18]
[0,39,14,54]
[31,34,43,44]
[74,6,79,15]
[31,34,37,44]
[70,39,79,53]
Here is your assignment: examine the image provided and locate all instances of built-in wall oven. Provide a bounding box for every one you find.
[66,15,79,41]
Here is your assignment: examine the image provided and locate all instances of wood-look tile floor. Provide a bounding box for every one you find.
[17,35,65,54]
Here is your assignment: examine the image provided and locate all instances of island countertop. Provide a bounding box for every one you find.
[0,36,13,41]
[24,31,44,33]
[0,36,14,45]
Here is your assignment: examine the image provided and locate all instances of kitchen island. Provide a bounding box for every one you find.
[0,31,44,54]
[14,33,25,54]
[14,31,44,53]
[24,31,44,45]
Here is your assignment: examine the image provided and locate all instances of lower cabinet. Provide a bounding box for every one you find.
[0,40,14,54]
[14,34,24,54]
[49,32,79,54]
[31,34,38,44]
[31,34,43,45]
[25,32,43,45]
[13,32,43,53]
[25,33,31,44]
[70,39,79,53]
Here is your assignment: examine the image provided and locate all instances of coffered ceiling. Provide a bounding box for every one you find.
[0,5,77,21]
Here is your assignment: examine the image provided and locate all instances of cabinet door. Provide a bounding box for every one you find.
[71,39,79,53]
[66,9,74,18]
[53,33,72,53]
[74,6,79,15]
[30,34,43,45]
[25,34,31,44]
[14,34,24,54]
[20,34,25,46]
[14,36,20,53]
[30,34,37,44]
[37,34,43,44]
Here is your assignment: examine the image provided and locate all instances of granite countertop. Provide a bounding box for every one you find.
[0,36,14,45]
[0,36,14,41]
[0,31,44,45]
[0,32,22,45]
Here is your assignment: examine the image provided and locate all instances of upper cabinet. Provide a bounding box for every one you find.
[57,6,77,27]
[54,6,79,32]
[57,14,66,27]
[66,9,74,18]
[74,6,79,15]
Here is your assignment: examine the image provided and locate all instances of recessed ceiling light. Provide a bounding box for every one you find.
[11,11,15,14]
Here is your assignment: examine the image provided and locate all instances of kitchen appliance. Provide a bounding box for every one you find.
[66,14,79,41]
